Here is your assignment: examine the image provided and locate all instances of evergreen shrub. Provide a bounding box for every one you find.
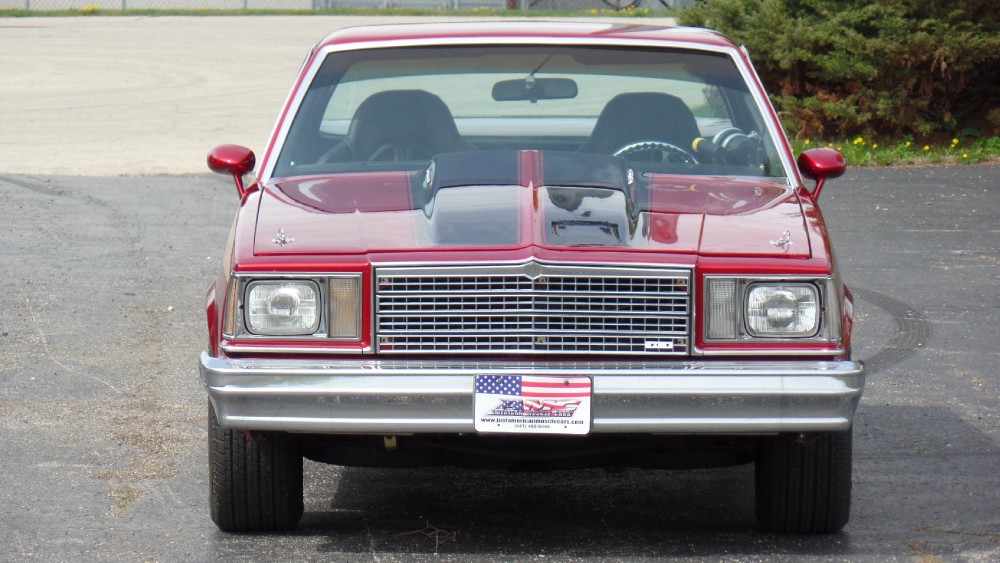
[678,0,1000,140]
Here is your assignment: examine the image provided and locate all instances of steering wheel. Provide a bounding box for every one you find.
[612,140,699,164]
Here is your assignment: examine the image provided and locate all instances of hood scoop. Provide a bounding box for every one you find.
[545,186,631,246]
[423,151,637,247]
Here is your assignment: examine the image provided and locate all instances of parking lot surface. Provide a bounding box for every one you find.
[0,14,675,176]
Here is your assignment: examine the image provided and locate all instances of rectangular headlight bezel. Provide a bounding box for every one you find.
[703,275,840,344]
[223,273,363,342]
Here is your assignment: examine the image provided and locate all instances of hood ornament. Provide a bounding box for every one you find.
[770,230,793,251]
[272,228,295,246]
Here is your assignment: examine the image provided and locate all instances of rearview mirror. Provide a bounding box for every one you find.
[492,77,578,103]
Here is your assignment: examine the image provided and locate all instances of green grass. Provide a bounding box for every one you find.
[792,136,1000,166]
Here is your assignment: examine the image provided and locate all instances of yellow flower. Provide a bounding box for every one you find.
[872,143,879,149]
[906,141,912,148]
[962,153,969,159]
[923,145,930,152]
[952,138,959,145]
[803,139,810,146]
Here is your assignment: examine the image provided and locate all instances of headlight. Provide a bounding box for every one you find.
[246,281,320,335]
[704,277,830,342]
[745,283,819,337]
[229,275,363,341]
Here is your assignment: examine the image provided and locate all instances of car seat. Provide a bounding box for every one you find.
[320,89,475,163]
[577,92,701,155]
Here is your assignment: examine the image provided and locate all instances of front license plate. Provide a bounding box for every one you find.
[474,374,592,435]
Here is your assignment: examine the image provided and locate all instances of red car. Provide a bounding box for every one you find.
[203,22,863,534]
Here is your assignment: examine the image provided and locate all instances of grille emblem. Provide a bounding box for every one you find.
[522,261,544,281]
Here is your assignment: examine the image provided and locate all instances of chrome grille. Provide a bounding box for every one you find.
[375,263,691,355]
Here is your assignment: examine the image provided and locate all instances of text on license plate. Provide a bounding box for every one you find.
[473,374,592,435]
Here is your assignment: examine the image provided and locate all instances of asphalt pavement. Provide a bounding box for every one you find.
[1,164,998,561]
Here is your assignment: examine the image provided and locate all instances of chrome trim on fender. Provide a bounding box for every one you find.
[696,347,847,356]
[201,352,863,434]
[221,343,373,355]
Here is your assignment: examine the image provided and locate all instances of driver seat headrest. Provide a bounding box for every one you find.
[578,92,701,155]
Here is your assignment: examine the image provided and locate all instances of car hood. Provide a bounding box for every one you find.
[254,151,810,258]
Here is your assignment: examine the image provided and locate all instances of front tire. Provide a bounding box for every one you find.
[755,429,852,533]
[208,402,304,532]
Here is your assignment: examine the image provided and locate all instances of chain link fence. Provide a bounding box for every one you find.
[12,0,691,11]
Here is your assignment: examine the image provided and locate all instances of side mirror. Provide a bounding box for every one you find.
[208,144,256,198]
[797,148,845,200]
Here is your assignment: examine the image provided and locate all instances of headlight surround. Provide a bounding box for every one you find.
[227,274,364,341]
[745,283,819,337]
[704,276,835,343]
[246,281,320,335]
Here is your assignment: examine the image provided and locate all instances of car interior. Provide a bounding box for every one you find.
[270,46,782,179]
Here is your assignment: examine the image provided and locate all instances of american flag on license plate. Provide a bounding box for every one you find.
[476,375,591,417]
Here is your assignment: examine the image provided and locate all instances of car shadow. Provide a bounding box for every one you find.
[303,462,767,558]
[264,402,1000,559]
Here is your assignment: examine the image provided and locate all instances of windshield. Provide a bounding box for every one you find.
[272,45,786,180]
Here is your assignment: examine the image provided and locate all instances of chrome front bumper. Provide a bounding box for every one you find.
[201,352,863,435]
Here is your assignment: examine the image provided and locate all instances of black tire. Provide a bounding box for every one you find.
[208,402,304,532]
[754,428,852,533]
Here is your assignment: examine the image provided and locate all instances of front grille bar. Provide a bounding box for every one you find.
[375,263,692,355]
